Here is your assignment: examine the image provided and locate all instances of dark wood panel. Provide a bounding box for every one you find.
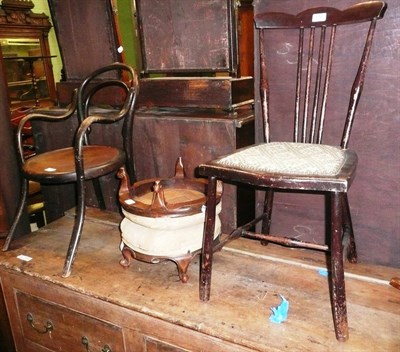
[48,0,122,81]
[136,0,237,74]
[137,77,254,110]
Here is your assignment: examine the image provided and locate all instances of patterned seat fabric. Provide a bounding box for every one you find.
[217,142,347,176]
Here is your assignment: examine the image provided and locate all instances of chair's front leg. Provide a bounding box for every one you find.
[62,140,86,278]
[330,192,348,341]
[200,176,218,302]
[341,193,357,263]
[62,173,86,278]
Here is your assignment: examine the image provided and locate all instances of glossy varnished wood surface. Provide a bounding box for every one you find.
[0,208,398,351]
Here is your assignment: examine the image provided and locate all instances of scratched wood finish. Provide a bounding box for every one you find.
[136,0,237,74]
[0,208,398,351]
[253,0,400,268]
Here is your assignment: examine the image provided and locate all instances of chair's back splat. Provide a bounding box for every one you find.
[256,2,387,147]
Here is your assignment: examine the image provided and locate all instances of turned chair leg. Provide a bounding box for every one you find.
[200,176,218,302]
[330,192,348,341]
[2,178,29,251]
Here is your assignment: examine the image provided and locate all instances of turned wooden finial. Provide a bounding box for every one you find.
[150,180,167,210]
[117,167,135,198]
[174,157,185,179]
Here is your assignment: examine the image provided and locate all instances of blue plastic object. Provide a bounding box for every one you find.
[318,268,329,277]
[269,295,289,324]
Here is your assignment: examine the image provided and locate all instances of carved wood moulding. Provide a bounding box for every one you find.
[0,0,51,28]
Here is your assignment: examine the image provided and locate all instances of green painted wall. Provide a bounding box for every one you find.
[116,0,141,69]
[32,0,62,82]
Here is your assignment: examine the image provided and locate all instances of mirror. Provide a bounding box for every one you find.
[1,38,51,106]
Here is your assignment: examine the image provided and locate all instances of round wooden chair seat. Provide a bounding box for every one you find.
[23,145,125,183]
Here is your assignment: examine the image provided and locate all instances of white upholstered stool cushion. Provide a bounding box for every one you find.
[120,204,222,257]
[217,142,347,176]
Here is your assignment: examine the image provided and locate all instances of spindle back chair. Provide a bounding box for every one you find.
[197,1,386,341]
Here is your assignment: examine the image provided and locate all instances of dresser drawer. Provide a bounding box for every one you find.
[15,290,124,352]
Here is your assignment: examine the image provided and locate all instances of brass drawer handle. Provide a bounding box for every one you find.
[82,336,112,352]
[26,312,53,334]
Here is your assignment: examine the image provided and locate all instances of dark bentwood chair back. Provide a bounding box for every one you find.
[197,1,386,341]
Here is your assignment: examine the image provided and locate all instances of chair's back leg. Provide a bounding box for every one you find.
[261,189,274,246]
[92,178,106,210]
[62,179,86,277]
[2,178,29,251]
[200,176,219,302]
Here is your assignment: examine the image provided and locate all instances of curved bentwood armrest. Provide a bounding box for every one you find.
[15,89,78,164]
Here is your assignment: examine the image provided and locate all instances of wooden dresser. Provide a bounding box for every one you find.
[0,208,398,351]
[0,209,254,352]
[0,270,254,351]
